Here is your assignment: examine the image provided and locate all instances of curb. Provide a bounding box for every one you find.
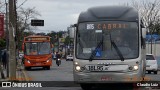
[22,69,30,81]
[17,59,30,81]
[0,59,27,81]
[20,65,31,81]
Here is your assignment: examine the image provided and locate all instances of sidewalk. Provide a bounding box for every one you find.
[0,59,26,81]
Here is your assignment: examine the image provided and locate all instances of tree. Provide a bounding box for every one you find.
[64,36,72,45]
[17,7,41,34]
[127,0,160,54]
[16,7,41,49]
[0,38,6,47]
[130,0,160,34]
[0,1,5,13]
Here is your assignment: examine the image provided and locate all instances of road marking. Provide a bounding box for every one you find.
[22,69,31,81]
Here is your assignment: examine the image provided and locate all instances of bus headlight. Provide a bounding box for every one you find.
[75,66,81,71]
[27,60,31,63]
[46,60,50,63]
[133,65,139,70]
[74,62,79,65]
[129,65,139,71]
[46,58,52,63]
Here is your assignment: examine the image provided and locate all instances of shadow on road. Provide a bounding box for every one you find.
[84,83,146,90]
[25,67,59,71]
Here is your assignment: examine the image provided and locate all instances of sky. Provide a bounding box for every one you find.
[17,0,135,33]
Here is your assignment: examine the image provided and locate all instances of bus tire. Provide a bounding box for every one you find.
[148,71,151,74]
[47,66,50,70]
[154,71,157,74]
[25,67,31,70]
[80,84,93,90]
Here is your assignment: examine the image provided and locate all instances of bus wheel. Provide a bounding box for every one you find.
[154,71,157,74]
[80,84,93,90]
[46,66,50,70]
[25,67,31,70]
[148,71,151,74]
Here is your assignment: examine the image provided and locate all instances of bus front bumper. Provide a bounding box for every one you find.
[74,72,148,83]
[24,60,52,67]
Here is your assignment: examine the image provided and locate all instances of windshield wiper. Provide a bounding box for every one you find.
[89,34,103,62]
[77,33,84,51]
[89,41,103,61]
[111,40,124,61]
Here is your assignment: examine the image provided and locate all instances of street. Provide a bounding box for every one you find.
[0,59,160,90]
[24,60,73,81]
[24,60,160,81]
[1,0,160,90]
[18,60,160,90]
[1,43,160,90]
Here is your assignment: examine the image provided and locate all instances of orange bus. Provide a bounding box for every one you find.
[22,35,52,70]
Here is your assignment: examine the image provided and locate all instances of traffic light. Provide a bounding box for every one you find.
[31,19,44,26]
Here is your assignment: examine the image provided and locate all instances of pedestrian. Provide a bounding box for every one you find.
[56,52,61,59]
[1,49,7,69]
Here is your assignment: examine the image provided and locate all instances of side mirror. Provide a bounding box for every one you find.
[22,43,24,50]
[68,24,76,38]
[142,28,146,38]
[51,44,54,48]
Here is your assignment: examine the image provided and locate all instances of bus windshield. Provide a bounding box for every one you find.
[76,21,139,60]
[25,42,51,55]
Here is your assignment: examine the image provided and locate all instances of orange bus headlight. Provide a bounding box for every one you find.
[46,58,52,63]
[46,60,50,63]
[27,60,31,63]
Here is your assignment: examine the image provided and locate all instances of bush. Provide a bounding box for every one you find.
[0,39,6,47]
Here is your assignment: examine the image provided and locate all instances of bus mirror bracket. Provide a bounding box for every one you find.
[22,43,24,50]
[68,24,76,38]
[142,28,146,38]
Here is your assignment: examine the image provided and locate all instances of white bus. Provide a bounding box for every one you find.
[69,6,146,90]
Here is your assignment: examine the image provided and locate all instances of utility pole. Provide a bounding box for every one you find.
[5,0,9,78]
[9,0,16,79]
[150,30,153,54]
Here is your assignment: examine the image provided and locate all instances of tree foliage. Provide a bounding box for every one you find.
[0,1,5,13]
[0,38,6,47]
[47,31,66,44]
[129,0,160,34]
[16,7,41,49]
[17,7,41,33]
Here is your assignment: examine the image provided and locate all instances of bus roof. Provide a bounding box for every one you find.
[25,35,50,38]
[78,6,138,23]
[23,35,51,42]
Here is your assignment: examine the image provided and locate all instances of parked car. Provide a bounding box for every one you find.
[146,54,158,74]
[66,55,73,61]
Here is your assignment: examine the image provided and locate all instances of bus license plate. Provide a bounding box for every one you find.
[36,63,41,65]
[85,65,109,71]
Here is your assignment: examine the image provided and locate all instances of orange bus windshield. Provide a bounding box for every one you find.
[24,42,51,55]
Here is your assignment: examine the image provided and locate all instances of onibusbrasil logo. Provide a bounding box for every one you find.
[1,82,42,87]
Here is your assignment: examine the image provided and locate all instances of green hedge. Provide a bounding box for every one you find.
[0,39,6,47]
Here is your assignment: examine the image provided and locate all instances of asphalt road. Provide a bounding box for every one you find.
[1,57,160,90]
[24,59,74,81]
[23,59,160,81]
[0,41,158,90]
[15,60,160,90]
